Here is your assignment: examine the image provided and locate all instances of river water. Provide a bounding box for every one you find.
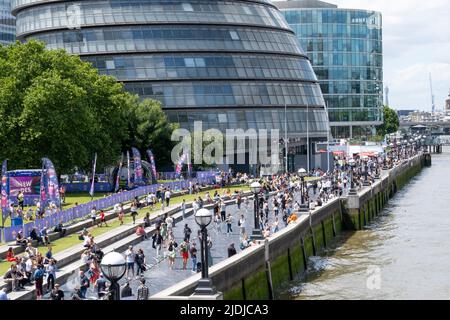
[280,147,450,300]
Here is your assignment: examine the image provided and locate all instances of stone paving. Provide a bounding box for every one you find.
[57,190,311,299]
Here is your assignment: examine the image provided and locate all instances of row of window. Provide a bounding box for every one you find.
[283,9,381,27]
[0,31,14,42]
[16,0,289,35]
[314,66,382,81]
[290,24,382,41]
[328,109,382,122]
[300,38,382,54]
[31,26,303,56]
[307,52,382,68]
[123,81,325,108]
[320,81,382,95]
[83,54,316,82]
[323,94,383,110]
[0,17,15,26]
[12,0,274,10]
[165,109,330,133]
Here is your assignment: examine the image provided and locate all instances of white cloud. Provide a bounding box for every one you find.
[273,0,450,110]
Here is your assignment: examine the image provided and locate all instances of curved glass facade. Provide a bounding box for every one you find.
[0,0,15,45]
[13,0,329,141]
[279,1,383,138]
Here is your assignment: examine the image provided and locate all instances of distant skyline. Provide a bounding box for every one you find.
[274,0,450,111]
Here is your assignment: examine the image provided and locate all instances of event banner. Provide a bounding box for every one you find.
[115,155,123,192]
[9,176,40,196]
[127,151,132,188]
[175,152,188,178]
[132,147,144,185]
[89,153,97,198]
[146,149,158,182]
[1,160,9,223]
[42,158,61,209]
[39,162,46,214]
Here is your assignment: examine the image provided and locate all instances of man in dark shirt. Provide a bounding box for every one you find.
[228,243,237,258]
[121,282,133,298]
[94,274,107,299]
[50,284,64,300]
[29,227,44,246]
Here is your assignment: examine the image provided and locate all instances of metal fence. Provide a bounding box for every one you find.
[1,176,215,243]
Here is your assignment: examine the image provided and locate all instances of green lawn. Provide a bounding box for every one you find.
[0,185,249,275]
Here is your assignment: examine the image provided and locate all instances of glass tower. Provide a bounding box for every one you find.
[12,0,332,171]
[278,0,383,139]
[0,0,15,45]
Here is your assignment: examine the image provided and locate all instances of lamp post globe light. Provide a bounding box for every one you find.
[194,208,217,295]
[298,168,309,212]
[250,181,264,241]
[100,251,127,300]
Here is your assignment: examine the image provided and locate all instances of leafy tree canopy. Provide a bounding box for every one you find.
[0,41,176,173]
[377,105,399,137]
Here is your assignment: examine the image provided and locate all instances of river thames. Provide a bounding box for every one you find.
[280,147,450,300]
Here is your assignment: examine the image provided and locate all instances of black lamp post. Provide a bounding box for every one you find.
[348,159,357,195]
[194,208,216,295]
[298,168,308,212]
[100,252,127,300]
[250,181,264,240]
[362,159,371,186]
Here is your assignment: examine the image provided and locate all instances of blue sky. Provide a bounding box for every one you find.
[274,0,450,111]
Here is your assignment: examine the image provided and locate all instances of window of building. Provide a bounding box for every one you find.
[105,60,115,70]
[229,31,239,40]
[182,3,194,11]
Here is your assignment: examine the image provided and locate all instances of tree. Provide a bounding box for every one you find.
[0,41,128,173]
[123,97,179,168]
[377,106,399,136]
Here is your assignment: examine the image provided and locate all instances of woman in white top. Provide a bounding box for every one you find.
[90,207,97,227]
[124,246,135,279]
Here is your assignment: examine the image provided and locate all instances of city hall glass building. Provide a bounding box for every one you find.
[12,0,331,171]
[0,0,15,45]
[277,0,383,138]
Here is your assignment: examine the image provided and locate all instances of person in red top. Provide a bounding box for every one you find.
[98,210,107,227]
[136,225,147,240]
[5,248,17,262]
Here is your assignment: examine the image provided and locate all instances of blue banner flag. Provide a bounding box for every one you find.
[175,153,188,178]
[89,153,97,198]
[127,151,132,188]
[41,158,61,210]
[1,160,9,226]
[132,147,144,185]
[146,149,158,182]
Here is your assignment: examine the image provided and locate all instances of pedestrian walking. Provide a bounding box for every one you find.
[124,246,135,279]
[220,201,227,222]
[190,242,197,272]
[179,239,190,270]
[135,249,147,278]
[99,210,108,227]
[152,229,163,259]
[137,278,149,300]
[226,213,233,235]
[183,224,192,242]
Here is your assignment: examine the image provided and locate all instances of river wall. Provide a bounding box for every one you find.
[151,153,429,300]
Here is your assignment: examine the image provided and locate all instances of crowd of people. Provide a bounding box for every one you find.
[1,136,424,300]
